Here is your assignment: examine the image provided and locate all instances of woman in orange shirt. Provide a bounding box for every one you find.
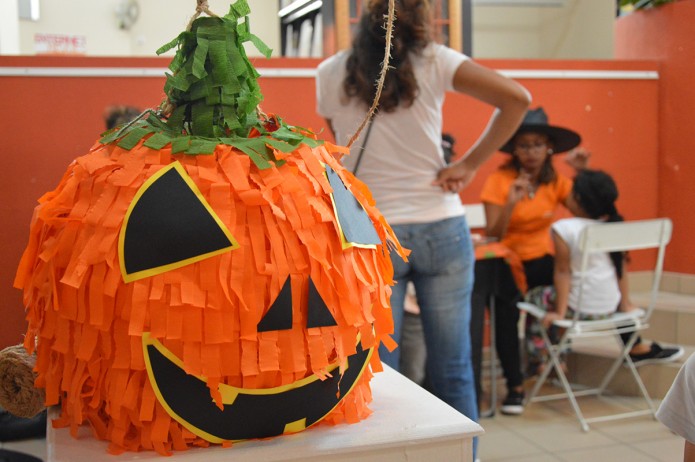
[479,107,587,415]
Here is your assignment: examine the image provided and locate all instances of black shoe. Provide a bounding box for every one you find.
[630,343,684,366]
[500,389,525,415]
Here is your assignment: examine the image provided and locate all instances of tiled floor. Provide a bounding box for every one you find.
[0,393,685,462]
[476,386,685,462]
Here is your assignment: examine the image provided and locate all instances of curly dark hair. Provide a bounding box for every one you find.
[343,0,431,112]
[104,105,141,129]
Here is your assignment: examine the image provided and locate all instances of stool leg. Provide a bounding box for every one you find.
[479,297,497,418]
[488,298,497,415]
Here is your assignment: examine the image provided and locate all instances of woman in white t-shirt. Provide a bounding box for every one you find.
[525,169,682,372]
[315,0,530,453]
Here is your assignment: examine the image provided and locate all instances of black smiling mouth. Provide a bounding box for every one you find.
[142,333,373,443]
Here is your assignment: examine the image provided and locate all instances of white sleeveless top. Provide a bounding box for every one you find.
[552,217,621,315]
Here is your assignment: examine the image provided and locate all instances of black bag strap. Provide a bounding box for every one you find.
[351,118,375,176]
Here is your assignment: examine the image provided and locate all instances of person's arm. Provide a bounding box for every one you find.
[484,202,513,240]
[561,147,591,209]
[564,146,591,171]
[483,171,531,239]
[545,230,571,327]
[617,263,638,312]
[432,60,530,192]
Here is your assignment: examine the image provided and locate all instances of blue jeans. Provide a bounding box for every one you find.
[379,216,478,453]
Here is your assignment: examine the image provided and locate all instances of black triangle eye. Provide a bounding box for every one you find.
[257,277,338,332]
[325,165,381,248]
[258,278,293,332]
[119,162,238,282]
[307,278,338,329]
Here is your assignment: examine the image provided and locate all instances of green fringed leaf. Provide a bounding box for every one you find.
[237,18,250,38]
[117,127,154,150]
[212,124,225,138]
[166,105,186,132]
[191,37,209,79]
[145,112,171,131]
[171,136,192,154]
[208,40,234,85]
[225,40,246,77]
[99,127,123,145]
[232,142,271,169]
[220,90,236,106]
[143,132,172,150]
[157,31,186,56]
[271,126,305,143]
[230,0,251,18]
[263,137,299,153]
[248,33,272,59]
[191,101,215,138]
[166,72,192,92]
[168,51,186,74]
[206,91,222,105]
[299,137,322,148]
[186,80,209,102]
[224,113,241,131]
[186,138,219,154]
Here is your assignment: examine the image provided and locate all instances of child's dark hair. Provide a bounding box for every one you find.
[104,105,141,129]
[442,133,455,164]
[572,169,625,277]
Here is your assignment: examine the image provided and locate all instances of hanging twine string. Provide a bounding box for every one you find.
[346,0,396,148]
[186,0,219,31]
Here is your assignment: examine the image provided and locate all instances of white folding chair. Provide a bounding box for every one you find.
[464,203,487,230]
[517,218,673,431]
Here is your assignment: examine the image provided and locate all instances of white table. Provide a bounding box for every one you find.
[48,364,483,461]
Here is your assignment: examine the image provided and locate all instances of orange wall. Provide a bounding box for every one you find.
[615,1,695,275]
[0,56,660,348]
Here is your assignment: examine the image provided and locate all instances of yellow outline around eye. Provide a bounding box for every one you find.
[322,163,377,250]
[118,162,239,283]
[142,332,373,444]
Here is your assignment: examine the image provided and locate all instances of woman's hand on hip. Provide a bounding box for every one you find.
[432,158,477,193]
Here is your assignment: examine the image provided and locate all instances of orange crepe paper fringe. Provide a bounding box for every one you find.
[14,134,404,455]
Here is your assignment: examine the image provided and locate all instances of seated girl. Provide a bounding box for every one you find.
[525,169,683,374]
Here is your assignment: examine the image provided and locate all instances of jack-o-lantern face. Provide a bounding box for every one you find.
[114,161,377,442]
[16,141,400,455]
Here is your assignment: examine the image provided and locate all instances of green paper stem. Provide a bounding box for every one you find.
[98,0,322,170]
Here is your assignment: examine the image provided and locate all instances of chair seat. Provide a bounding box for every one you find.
[556,308,646,332]
[518,302,645,331]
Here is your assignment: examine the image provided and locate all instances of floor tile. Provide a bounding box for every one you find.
[477,421,545,461]
[540,393,648,418]
[503,454,563,462]
[557,443,660,462]
[631,437,687,462]
[593,416,681,444]
[504,419,616,452]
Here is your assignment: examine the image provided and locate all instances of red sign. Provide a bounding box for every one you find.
[34,33,87,55]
